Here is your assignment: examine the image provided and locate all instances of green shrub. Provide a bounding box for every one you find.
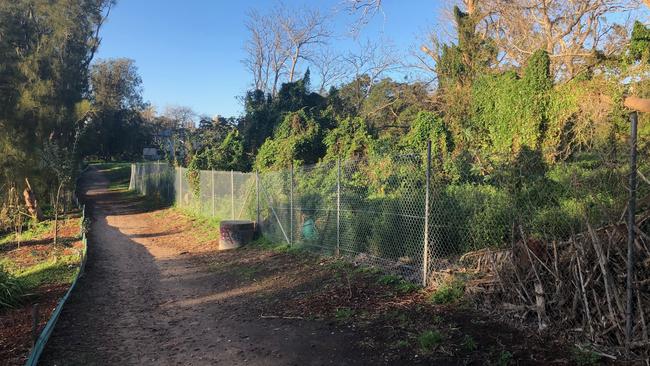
[377,274,420,294]
[461,334,477,352]
[430,278,465,305]
[437,184,512,253]
[418,329,444,351]
[496,350,513,366]
[0,266,26,310]
[334,307,354,320]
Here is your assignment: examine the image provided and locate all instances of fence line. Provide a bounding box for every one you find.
[129,143,637,286]
[130,153,434,283]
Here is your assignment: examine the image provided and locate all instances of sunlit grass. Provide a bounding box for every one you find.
[14,254,80,290]
[0,220,53,246]
[92,162,132,190]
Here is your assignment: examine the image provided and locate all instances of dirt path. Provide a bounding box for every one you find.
[41,168,373,366]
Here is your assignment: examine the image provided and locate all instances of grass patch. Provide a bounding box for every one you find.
[377,274,420,294]
[0,221,53,246]
[495,350,513,366]
[571,346,601,366]
[0,265,27,310]
[92,162,132,190]
[334,307,354,321]
[173,206,221,242]
[418,329,444,352]
[15,254,80,290]
[429,277,466,305]
[461,334,477,352]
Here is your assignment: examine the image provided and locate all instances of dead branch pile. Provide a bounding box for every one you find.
[460,214,650,360]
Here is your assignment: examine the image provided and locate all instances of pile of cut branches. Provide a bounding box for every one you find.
[460,213,650,361]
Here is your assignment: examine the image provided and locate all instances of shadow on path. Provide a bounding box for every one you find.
[40,168,377,366]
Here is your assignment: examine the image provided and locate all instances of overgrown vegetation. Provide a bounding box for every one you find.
[429,277,466,305]
[0,266,26,310]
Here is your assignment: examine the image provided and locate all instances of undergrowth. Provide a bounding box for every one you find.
[0,265,26,310]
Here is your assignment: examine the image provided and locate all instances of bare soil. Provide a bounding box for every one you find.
[0,218,83,366]
[0,284,68,366]
[38,168,573,365]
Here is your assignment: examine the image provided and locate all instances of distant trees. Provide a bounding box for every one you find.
[81,58,150,160]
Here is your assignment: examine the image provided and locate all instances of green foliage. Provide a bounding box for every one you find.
[496,350,513,366]
[630,21,650,63]
[81,58,150,160]
[186,158,202,196]
[417,329,444,352]
[239,72,327,158]
[400,111,459,178]
[438,184,513,253]
[0,265,26,310]
[461,335,477,352]
[430,277,466,305]
[571,347,601,366]
[436,6,496,88]
[377,274,419,293]
[471,51,552,157]
[323,116,374,161]
[0,0,112,201]
[255,109,326,170]
[334,307,354,320]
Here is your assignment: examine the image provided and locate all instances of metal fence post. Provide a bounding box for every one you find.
[336,158,341,257]
[290,162,294,246]
[178,167,182,207]
[231,170,235,219]
[256,170,260,228]
[626,111,638,356]
[211,169,215,217]
[423,140,431,287]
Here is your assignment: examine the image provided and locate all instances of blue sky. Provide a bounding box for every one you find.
[95,0,445,118]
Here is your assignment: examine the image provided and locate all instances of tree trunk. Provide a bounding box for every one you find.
[53,182,62,246]
[288,48,300,82]
[23,178,43,222]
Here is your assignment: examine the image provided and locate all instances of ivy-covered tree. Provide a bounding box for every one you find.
[255,109,327,170]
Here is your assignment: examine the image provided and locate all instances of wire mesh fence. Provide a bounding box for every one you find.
[129,135,650,356]
[129,145,643,286]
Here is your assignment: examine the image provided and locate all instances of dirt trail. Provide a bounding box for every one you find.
[41,168,373,366]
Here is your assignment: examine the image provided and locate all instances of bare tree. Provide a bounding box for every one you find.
[268,13,291,96]
[341,39,401,110]
[481,0,640,79]
[242,6,293,96]
[163,105,196,129]
[343,38,400,90]
[243,9,271,93]
[344,0,384,35]
[312,48,348,94]
[277,5,331,83]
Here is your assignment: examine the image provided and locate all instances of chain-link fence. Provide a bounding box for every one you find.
[129,144,642,286]
[129,137,650,356]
